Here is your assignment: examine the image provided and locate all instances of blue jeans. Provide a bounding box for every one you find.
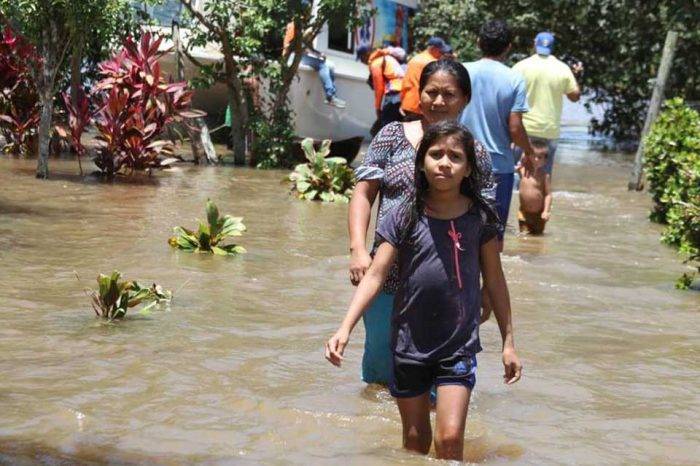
[494,173,515,240]
[361,291,393,384]
[301,54,336,100]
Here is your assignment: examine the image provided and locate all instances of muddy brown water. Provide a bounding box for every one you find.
[0,131,698,465]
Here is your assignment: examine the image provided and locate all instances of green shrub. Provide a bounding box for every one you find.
[644,98,700,289]
[88,271,171,321]
[169,199,246,255]
[288,138,355,203]
[248,107,296,169]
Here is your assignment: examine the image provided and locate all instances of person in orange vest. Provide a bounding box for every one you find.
[358,45,406,134]
[400,37,451,120]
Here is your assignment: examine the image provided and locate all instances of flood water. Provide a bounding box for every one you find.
[1,129,698,465]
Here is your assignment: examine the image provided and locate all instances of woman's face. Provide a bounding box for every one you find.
[419,71,469,124]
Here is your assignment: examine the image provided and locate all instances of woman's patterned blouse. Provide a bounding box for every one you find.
[354,121,495,294]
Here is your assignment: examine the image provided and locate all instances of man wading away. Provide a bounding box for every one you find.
[512,32,583,176]
[459,19,533,252]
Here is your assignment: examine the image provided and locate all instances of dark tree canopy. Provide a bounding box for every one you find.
[413,0,700,141]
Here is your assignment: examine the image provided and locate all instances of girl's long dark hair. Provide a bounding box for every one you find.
[399,121,501,244]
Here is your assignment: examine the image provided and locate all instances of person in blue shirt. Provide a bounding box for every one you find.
[459,19,534,251]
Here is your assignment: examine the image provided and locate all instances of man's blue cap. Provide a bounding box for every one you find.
[427,36,450,53]
[535,32,554,56]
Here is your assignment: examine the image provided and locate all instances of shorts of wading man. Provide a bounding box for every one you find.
[518,208,546,234]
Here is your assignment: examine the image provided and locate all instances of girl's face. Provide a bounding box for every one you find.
[419,71,469,124]
[422,134,471,193]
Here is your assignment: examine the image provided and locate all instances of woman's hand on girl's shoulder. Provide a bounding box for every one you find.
[502,347,522,385]
[325,328,350,367]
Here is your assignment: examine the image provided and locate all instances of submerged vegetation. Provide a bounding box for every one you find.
[87,271,171,321]
[169,200,247,255]
[289,139,355,203]
[644,98,700,289]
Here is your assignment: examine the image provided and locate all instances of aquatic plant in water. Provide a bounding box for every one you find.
[288,138,355,202]
[88,271,172,321]
[169,199,246,255]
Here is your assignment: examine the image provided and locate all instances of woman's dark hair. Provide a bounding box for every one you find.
[418,59,471,101]
[478,19,512,57]
[399,121,501,244]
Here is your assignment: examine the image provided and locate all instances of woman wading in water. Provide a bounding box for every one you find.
[348,60,495,384]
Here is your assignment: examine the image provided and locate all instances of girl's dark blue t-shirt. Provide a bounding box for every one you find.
[376,204,497,362]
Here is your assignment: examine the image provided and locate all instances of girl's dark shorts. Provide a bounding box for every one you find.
[389,353,477,398]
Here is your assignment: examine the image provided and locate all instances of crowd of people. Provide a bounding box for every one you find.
[322,19,584,461]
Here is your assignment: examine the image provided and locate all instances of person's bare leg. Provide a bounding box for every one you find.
[396,392,432,455]
[434,384,471,460]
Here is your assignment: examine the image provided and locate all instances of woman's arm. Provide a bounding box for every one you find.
[480,238,523,384]
[348,180,380,285]
[326,242,397,366]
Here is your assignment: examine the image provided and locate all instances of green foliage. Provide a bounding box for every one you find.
[644,98,700,288]
[413,0,700,141]
[181,0,365,166]
[88,270,172,321]
[0,0,146,87]
[169,199,247,255]
[248,107,296,169]
[289,138,355,202]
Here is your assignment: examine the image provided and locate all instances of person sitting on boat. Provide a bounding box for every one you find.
[358,45,406,134]
[283,18,346,109]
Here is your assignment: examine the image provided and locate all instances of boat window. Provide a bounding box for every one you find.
[327,16,354,55]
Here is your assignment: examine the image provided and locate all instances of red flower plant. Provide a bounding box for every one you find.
[92,32,204,176]
[0,26,40,156]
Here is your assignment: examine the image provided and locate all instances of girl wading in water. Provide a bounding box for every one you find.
[348,59,495,384]
[327,121,522,459]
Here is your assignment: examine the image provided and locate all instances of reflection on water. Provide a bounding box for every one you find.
[0,139,698,464]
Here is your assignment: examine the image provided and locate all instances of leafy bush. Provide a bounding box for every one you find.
[169,199,246,255]
[288,138,355,202]
[644,98,700,289]
[248,107,296,169]
[87,270,171,321]
[92,32,202,176]
[0,26,40,156]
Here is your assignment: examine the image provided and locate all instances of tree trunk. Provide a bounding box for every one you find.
[70,41,82,107]
[628,30,679,191]
[172,20,217,165]
[36,23,57,179]
[228,90,246,165]
[36,87,53,178]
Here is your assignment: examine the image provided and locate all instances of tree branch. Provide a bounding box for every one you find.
[179,0,217,32]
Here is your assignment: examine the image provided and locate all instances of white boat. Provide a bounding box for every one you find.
[143,0,419,142]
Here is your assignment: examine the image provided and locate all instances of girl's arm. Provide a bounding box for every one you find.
[480,238,523,384]
[348,180,380,285]
[541,174,552,220]
[326,241,397,366]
